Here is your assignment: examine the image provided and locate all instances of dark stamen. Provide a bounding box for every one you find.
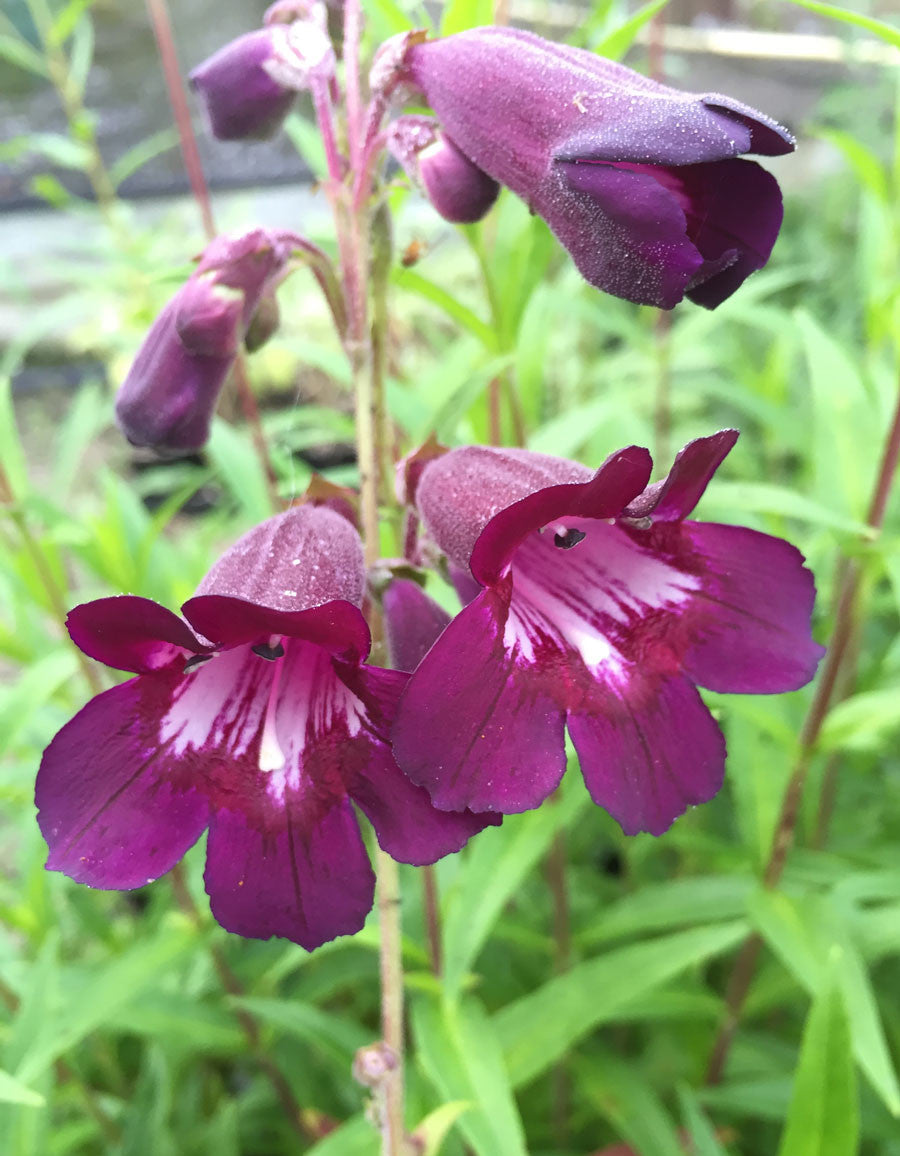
[252,641,285,661]
[553,527,586,550]
[183,653,213,672]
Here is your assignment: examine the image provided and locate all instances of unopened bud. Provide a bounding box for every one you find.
[353,1042,398,1088]
[388,116,499,225]
[190,29,297,141]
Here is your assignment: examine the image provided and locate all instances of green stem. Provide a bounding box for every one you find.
[26,0,119,227]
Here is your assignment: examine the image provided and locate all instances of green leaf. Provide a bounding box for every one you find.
[17,928,195,1082]
[777,975,859,1156]
[440,0,493,37]
[412,1101,471,1156]
[110,128,179,188]
[231,997,368,1066]
[579,874,754,945]
[593,0,669,61]
[442,777,587,998]
[0,34,47,76]
[783,0,900,48]
[0,649,80,755]
[819,686,900,752]
[678,1084,728,1156]
[67,14,94,99]
[206,418,274,524]
[0,1072,44,1109]
[575,1054,684,1156]
[496,921,748,1087]
[413,994,527,1156]
[749,890,900,1116]
[394,268,496,349]
[700,480,870,536]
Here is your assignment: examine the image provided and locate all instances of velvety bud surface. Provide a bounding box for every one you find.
[393,433,824,835]
[388,116,499,224]
[115,228,296,450]
[190,28,297,141]
[402,27,794,308]
[37,508,495,951]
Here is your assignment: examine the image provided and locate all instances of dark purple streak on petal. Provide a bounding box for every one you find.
[36,675,209,888]
[392,582,568,814]
[568,671,726,836]
[204,798,374,949]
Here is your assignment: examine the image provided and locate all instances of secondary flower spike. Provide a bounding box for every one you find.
[398,27,794,308]
[115,228,297,451]
[35,505,493,951]
[392,434,824,836]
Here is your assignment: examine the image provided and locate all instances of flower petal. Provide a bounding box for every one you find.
[182,595,370,662]
[67,596,207,672]
[470,446,653,584]
[36,676,210,888]
[624,430,738,522]
[382,579,451,672]
[555,161,705,309]
[567,672,726,836]
[680,522,825,693]
[204,797,374,948]
[342,666,499,863]
[392,584,567,814]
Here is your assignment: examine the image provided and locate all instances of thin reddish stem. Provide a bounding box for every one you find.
[144,0,215,240]
[705,372,900,1085]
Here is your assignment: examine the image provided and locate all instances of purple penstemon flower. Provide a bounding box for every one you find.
[395,26,794,309]
[391,432,824,836]
[35,504,493,950]
[115,227,298,451]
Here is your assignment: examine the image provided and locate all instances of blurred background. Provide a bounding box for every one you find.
[2,0,900,1153]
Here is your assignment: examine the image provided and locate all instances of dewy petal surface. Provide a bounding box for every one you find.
[401,26,792,307]
[36,675,210,888]
[568,672,726,836]
[204,797,374,949]
[392,581,568,813]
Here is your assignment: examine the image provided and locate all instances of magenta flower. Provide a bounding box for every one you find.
[397,27,794,308]
[35,505,492,950]
[391,433,824,836]
[116,228,297,451]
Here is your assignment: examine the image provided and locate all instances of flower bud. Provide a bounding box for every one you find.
[190,29,297,141]
[388,115,499,225]
[116,228,296,451]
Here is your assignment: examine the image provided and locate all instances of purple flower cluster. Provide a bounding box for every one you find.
[35,19,819,953]
[37,434,821,948]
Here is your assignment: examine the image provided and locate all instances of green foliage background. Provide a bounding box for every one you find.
[1,0,900,1153]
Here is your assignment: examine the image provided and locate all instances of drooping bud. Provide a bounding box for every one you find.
[190,29,298,141]
[243,290,281,353]
[116,228,297,450]
[388,115,499,225]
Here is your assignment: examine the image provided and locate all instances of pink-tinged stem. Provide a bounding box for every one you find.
[706,372,900,1086]
[311,78,346,187]
[144,0,215,241]
[343,0,364,170]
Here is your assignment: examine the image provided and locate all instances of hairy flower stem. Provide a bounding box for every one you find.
[545,820,572,1142]
[329,3,406,1148]
[706,374,900,1086]
[168,865,311,1141]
